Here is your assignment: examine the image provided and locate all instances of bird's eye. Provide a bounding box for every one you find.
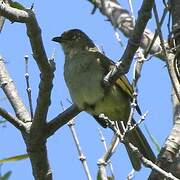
[64,33,77,41]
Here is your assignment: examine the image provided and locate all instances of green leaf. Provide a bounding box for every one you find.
[0,154,29,163]
[10,2,26,10]
[1,171,12,180]
[144,125,161,153]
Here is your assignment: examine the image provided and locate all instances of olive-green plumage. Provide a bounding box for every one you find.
[52,29,156,170]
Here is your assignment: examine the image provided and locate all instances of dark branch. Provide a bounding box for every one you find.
[0,106,26,131]
[0,2,54,179]
[149,1,180,178]
[87,0,165,60]
[104,0,155,85]
[46,104,81,138]
[0,0,55,128]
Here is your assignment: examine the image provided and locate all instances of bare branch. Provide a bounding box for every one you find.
[103,0,155,85]
[0,1,29,22]
[98,128,115,178]
[0,3,55,179]
[129,143,180,180]
[153,3,180,102]
[149,1,180,178]
[58,102,92,180]
[97,135,119,180]
[107,117,179,180]
[0,57,31,122]
[46,104,81,137]
[87,0,164,60]
[24,55,33,119]
[0,0,55,128]
[68,120,92,180]
[149,89,180,179]
[0,106,26,131]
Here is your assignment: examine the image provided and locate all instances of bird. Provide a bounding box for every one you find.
[52,29,156,171]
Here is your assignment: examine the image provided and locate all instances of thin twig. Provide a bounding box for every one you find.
[128,143,180,180]
[127,169,135,180]
[144,7,167,58]
[98,134,119,180]
[68,120,92,180]
[24,55,33,119]
[60,102,92,180]
[109,118,180,180]
[103,0,155,86]
[125,92,137,132]
[0,0,55,126]
[0,57,31,122]
[114,29,124,47]
[153,3,180,102]
[128,111,148,132]
[98,128,115,178]
[132,48,145,87]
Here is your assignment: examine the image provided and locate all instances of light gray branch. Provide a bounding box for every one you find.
[87,0,165,60]
[0,57,31,122]
[68,120,92,180]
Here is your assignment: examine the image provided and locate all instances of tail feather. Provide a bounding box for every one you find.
[119,120,156,171]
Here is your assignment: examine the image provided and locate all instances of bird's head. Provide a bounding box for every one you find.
[52,29,96,54]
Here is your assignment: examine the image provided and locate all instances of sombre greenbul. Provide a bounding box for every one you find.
[52,29,156,171]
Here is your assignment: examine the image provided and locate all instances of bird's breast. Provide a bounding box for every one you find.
[64,53,104,110]
[64,51,130,122]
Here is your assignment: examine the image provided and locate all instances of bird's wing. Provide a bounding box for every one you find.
[95,51,133,98]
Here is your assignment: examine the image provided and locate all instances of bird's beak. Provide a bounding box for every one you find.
[52,36,62,43]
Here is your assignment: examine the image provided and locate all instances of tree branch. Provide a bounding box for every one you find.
[103,0,155,85]
[0,57,31,122]
[0,2,54,179]
[46,104,81,138]
[0,106,26,131]
[0,0,55,128]
[148,1,180,179]
[87,0,165,60]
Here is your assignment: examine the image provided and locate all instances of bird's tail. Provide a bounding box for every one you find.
[118,120,156,171]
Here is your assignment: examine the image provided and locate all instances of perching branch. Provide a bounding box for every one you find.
[103,0,155,85]
[46,104,81,138]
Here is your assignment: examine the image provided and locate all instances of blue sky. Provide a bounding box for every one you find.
[0,0,172,179]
